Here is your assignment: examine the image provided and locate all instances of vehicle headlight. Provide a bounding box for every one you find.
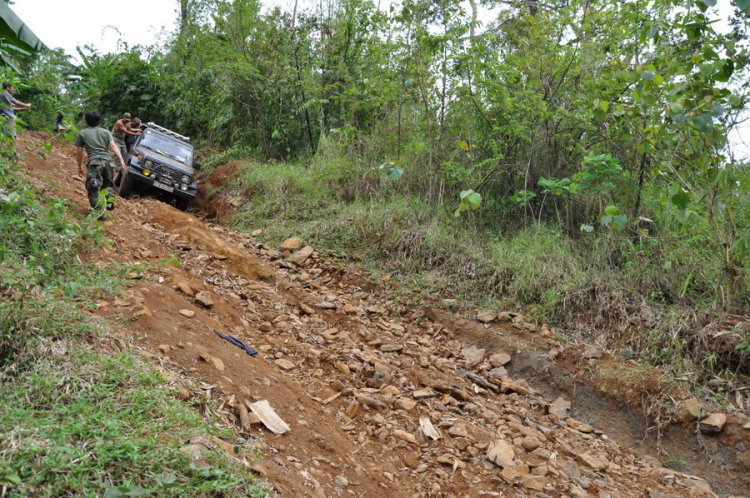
[144,160,153,169]
[181,175,190,183]
[180,183,188,191]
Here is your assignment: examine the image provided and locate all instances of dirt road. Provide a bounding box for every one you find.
[18,133,747,498]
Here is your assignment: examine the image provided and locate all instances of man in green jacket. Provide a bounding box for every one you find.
[75,111,126,220]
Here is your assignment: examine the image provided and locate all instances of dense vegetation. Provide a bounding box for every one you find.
[8,0,750,384]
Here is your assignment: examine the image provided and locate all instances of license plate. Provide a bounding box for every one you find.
[154,181,174,193]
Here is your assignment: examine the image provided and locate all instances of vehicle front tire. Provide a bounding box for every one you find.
[118,169,134,197]
[175,197,190,211]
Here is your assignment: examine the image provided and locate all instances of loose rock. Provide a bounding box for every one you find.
[699,413,726,434]
[289,245,314,265]
[275,359,296,371]
[280,237,304,252]
[487,440,515,468]
[675,398,702,423]
[393,430,417,444]
[489,353,512,367]
[195,291,214,308]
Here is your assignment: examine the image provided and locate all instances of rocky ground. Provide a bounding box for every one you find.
[18,133,750,498]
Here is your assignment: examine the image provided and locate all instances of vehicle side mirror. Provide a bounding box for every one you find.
[193,162,201,171]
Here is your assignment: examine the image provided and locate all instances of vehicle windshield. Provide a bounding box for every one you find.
[139,131,192,164]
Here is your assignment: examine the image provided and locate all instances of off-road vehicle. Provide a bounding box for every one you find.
[118,122,200,210]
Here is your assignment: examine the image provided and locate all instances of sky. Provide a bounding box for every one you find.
[12,0,179,57]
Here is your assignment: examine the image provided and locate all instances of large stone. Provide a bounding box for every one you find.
[275,359,296,371]
[448,423,468,437]
[393,430,417,444]
[500,465,530,482]
[567,418,596,433]
[380,344,404,353]
[548,397,571,419]
[288,245,314,265]
[280,237,304,252]
[521,476,547,491]
[176,280,194,297]
[397,398,417,411]
[487,440,515,468]
[462,345,486,366]
[477,311,497,323]
[556,457,580,478]
[675,398,702,423]
[578,453,609,471]
[489,367,508,380]
[195,291,214,308]
[489,353,512,367]
[699,413,726,434]
[179,309,196,318]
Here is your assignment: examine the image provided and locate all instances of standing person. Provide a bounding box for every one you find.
[126,117,142,153]
[111,112,141,161]
[0,82,32,155]
[55,110,64,133]
[75,111,127,220]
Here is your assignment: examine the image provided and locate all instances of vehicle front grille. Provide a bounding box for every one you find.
[153,163,181,184]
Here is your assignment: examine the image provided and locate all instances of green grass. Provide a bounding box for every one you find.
[0,160,266,497]
[0,350,265,497]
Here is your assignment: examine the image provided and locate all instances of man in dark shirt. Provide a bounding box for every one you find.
[0,82,32,155]
[74,111,127,220]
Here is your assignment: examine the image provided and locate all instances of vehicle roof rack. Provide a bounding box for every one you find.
[145,122,190,142]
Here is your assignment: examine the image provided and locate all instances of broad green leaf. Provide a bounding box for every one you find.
[641,70,655,80]
[456,140,469,152]
[734,0,750,12]
[669,102,683,113]
[715,60,734,82]
[653,74,664,85]
[672,113,688,124]
[466,192,482,209]
[663,261,672,270]
[386,166,403,180]
[692,113,714,132]
[611,214,628,230]
[599,100,609,111]
[580,224,594,233]
[671,191,691,209]
[604,205,621,216]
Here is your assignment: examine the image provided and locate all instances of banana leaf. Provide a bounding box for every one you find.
[0,2,44,53]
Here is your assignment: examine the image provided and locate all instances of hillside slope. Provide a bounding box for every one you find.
[16,132,748,498]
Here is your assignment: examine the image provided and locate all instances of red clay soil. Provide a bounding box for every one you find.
[15,132,750,498]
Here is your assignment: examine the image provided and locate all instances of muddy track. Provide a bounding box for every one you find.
[19,133,750,498]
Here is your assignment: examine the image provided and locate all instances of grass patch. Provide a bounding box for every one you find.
[0,349,264,497]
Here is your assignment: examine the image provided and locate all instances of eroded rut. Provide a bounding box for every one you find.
[20,133,750,498]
